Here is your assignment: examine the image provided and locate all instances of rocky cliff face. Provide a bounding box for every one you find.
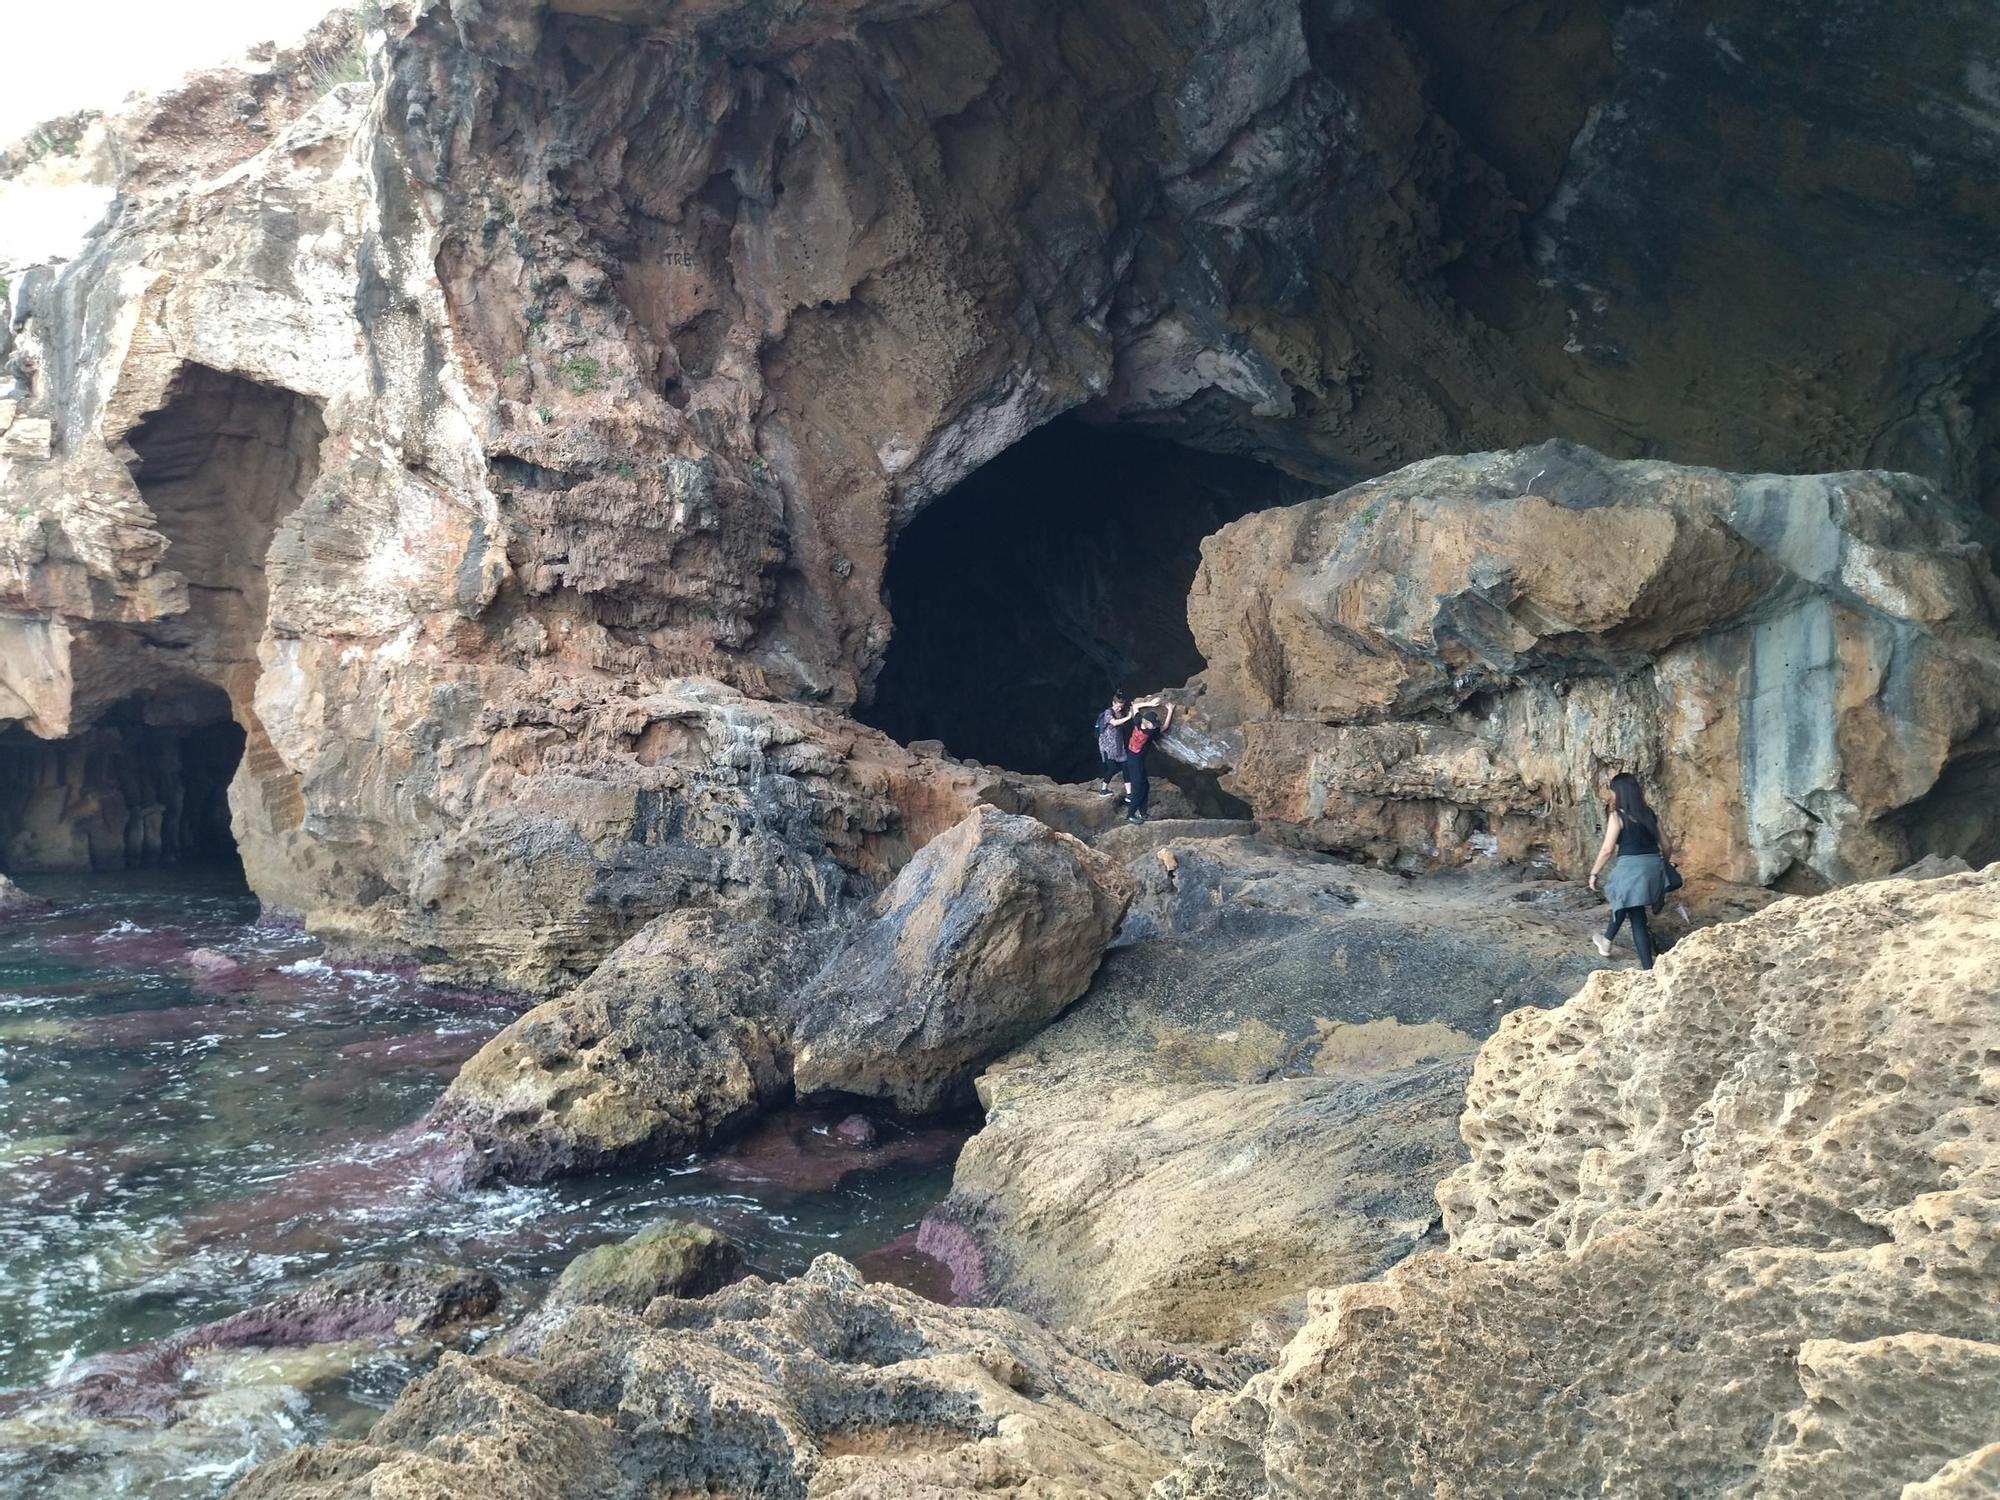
[4,0,1998,986]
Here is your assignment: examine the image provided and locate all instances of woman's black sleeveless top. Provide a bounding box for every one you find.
[1616,814,1661,855]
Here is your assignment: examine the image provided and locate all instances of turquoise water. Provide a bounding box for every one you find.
[0,870,961,1497]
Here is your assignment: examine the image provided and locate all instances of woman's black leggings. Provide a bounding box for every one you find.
[1124,752,1150,815]
[1605,906,1656,970]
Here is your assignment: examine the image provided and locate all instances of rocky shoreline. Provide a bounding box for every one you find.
[210,858,1998,1499]
[5,0,1999,1493]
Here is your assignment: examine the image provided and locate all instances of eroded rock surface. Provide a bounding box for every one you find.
[1162,862,2000,1499]
[431,904,823,1182]
[230,1254,1198,1500]
[1183,444,2000,885]
[922,829,1603,1344]
[6,0,2000,982]
[791,807,1136,1114]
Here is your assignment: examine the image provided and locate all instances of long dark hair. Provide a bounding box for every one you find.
[1608,772,1659,841]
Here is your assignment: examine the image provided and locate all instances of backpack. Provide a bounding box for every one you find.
[1127,719,1158,755]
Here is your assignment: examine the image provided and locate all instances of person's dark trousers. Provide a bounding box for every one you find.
[1100,755,1127,788]
[1604,906,1656,970]
[1123,752,1150,816]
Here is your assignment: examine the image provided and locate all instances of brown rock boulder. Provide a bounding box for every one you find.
[1161,864,2000,1499]
[1184,443,2000,887]
[431,906,829,1183]
[789,807,1136,1113]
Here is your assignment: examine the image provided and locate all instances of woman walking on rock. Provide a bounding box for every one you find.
[1587,772,1670,970]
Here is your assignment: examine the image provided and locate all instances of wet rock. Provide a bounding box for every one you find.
[1160,864,2000,1499]
[186,946,242,976]
[832,1112,878,1148]
[1185,444,2000,887]
[927,833,1603,1344]
[0,873,49,914]
[545,1220,742,1314]
[707,1108,966,1194]
[230,1255,1199,1500]
[790,807,1137,1114]
[12,1262,499,1425]
[432,906,831,1183]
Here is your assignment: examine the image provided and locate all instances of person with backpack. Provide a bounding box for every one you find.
[1122,700,1173,823]
[1586,771,1675,970]
[1093,691,1137,796]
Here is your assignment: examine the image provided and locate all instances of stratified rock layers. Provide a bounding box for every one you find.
[1161,864,2000,1499]
[1183,445,2000,884]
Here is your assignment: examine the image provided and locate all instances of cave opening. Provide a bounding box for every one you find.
[0,364,322,879]
[860,419,1315,786]
[0,703,247,875]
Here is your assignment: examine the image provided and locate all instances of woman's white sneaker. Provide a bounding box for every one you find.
[1592,934,1613,957]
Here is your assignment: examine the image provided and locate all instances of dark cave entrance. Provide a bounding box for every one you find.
[860,419,1314,785]
[0,702,247,874]
[0,364,321,878]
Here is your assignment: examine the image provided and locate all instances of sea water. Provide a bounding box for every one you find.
[0,869,962,1498]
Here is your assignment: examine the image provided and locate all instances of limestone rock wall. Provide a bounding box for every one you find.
[1161,863,2000,1499]
[3,0,1998,982]
[1180,443,2000,885]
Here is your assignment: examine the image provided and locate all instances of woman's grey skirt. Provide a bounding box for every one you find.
[1605,852,1668,912]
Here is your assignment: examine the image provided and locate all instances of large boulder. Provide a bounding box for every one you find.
[920,830,1604,1344]
[1183,444,2000,887]
[430,905,830,1183]
[1161,862,2000,1498]
[229,1255,1199,1500]
[790,807,1136,1113]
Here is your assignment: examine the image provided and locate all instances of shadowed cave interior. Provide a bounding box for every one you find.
[0,709,246,874]
[0,364,321,876]
[861,419,1316,787]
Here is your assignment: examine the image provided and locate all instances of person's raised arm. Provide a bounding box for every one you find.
[1160,703,1175,730]
[1587,813,1620,893]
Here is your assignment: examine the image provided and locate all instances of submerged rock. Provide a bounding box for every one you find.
[1184,444,2000,886]
[790,807,1137,1113]
[1161,863,2000,1499]
[5,1261,499,1425]
[230,1255,1199,1500]
[0,873,49,914]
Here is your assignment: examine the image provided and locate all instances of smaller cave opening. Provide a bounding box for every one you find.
[0,701,247,875]
[860,419,1314,786]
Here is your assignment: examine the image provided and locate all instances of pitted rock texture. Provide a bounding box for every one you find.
[923,830,1604,1345]
[228,1254,1199,1500]
[1181,443,2000,885]
[1160,862,2000,1500]
[6,0,2000,983]
[790,806,1136,1114]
